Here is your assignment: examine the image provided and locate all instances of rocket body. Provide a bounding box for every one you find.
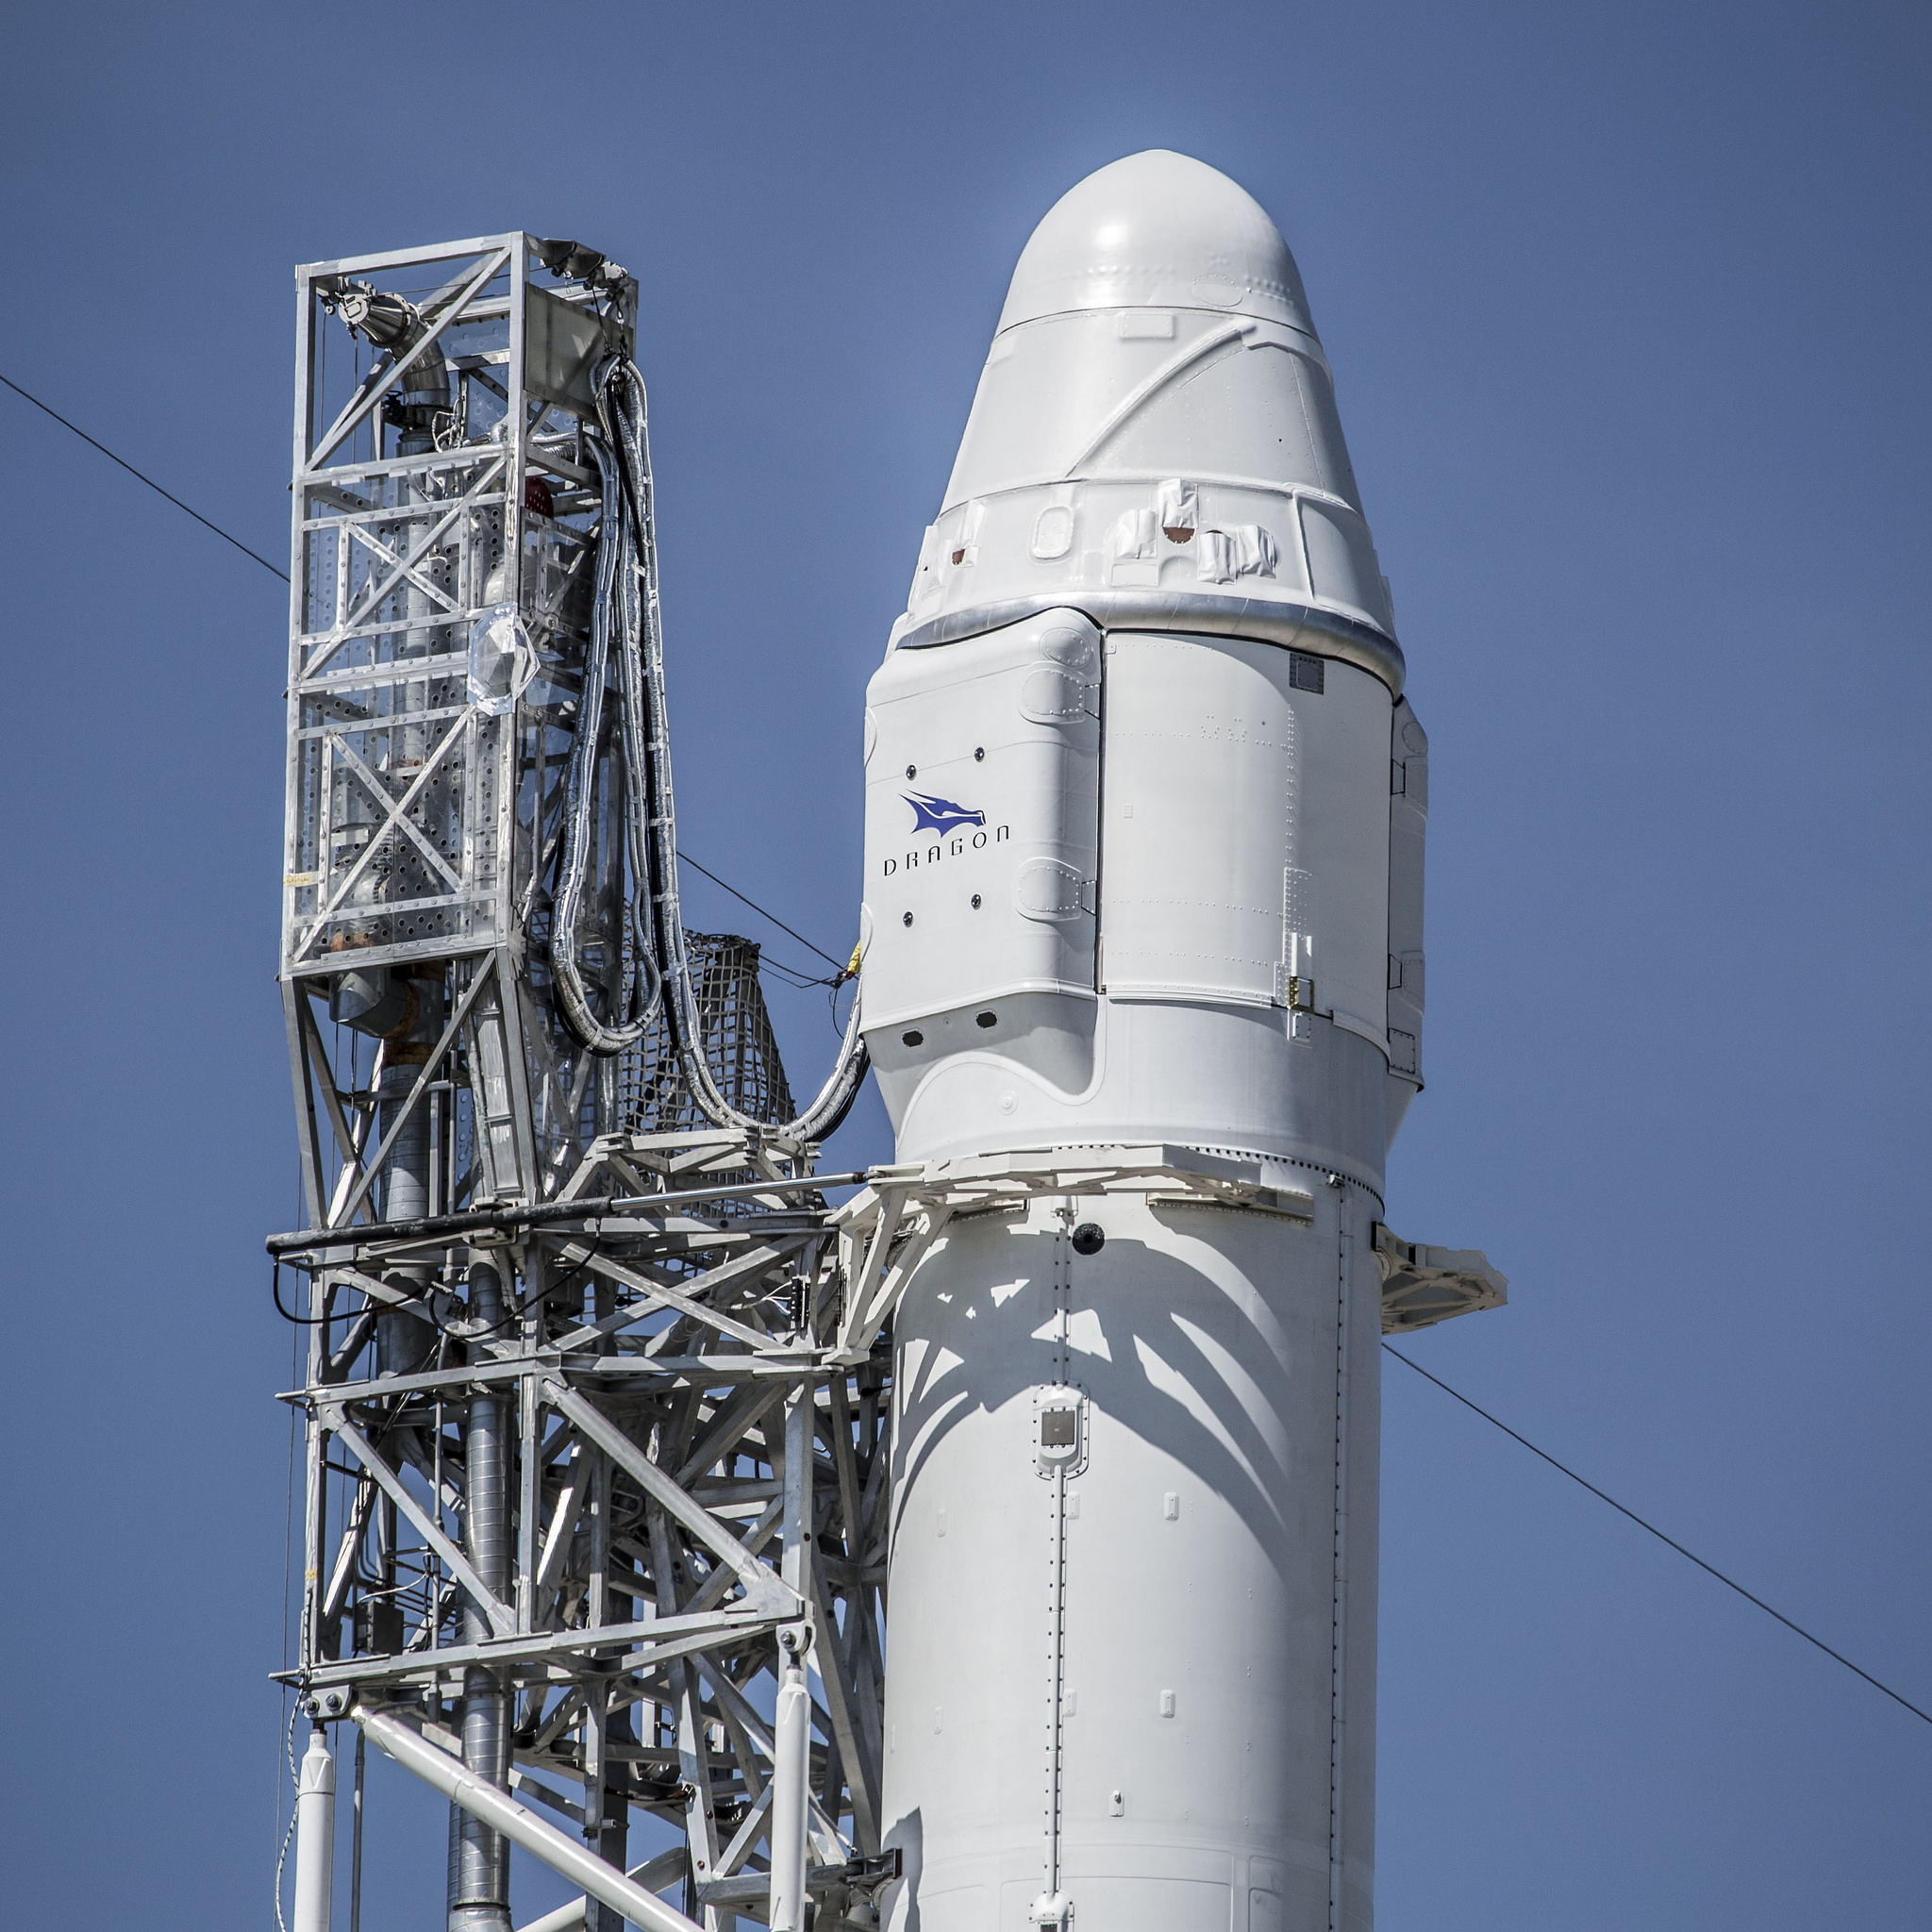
[861,154,1424,1932]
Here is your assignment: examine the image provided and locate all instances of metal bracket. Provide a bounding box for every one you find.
[1372,1224,1507,1331]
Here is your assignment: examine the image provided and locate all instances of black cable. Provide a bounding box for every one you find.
[827,968,858,1040]
[50,347,1918,1733]
[69,318,1907,1741]
[6,365,860,985]
[1,372,290,582]
[1384,1343,1932,1729]
[272,1259,326,1325]
[444,1236,605,1341]
[676,849,850,974]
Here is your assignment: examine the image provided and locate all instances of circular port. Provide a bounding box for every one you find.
[974,746,985,761]
[902,1030,924,1047]
[1071,1223,1106,1256]
[971,893,982,909]
[906,763,916,779]
[903,911,914,926]
[975,1010,996,1028]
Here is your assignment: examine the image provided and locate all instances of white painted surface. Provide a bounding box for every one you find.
[863,622,1398,1183]
[291,1730,336,1932]
[881,1192,1383,1932]
[1099,634,1391,1038]
[869,150,1417,1932]
[863,611,1101,1032]
[892,151,1396,657]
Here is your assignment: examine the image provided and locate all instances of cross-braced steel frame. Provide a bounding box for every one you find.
[275,233,900,1932]
[274,1129,907,1932]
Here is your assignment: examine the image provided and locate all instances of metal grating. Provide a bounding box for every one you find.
[618,931,797,1133]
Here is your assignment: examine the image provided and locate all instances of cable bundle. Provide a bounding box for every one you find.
[548,356,869,1143]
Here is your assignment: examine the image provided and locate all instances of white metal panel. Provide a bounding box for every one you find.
[862,612,1101,1032]
[992,150,1320,336]
[898,151,1400,681]
[943,315,1350,511]
[882,1188,1384,1932]
[1291,656,1395,1050]
[1099,633,1295,1007]
[1099,635,1391,1045]
[1094,338,1360,506]
[1298,497,1392,635]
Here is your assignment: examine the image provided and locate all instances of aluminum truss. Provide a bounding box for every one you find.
[273,1127,902,1932]
[283,233,636,1225]
[275,234,892,1932]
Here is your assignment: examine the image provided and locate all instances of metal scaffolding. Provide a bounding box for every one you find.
[275,232,893,1932]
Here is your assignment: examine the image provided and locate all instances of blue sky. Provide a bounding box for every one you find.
[2,4,1927,1927]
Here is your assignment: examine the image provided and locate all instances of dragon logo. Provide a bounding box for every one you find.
[904,791,987,836]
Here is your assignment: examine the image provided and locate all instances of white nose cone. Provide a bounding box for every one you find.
[894,150,1401,688]
[994,148,1318,336]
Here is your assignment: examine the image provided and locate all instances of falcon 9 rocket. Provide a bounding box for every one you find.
[859,151,1483,1932]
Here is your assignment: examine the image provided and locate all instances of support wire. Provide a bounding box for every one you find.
[1384,1344,1932,1728]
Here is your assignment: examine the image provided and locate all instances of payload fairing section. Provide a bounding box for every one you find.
[860,152,1500,1932]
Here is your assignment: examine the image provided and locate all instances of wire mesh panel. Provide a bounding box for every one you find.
[619,932,798,1132]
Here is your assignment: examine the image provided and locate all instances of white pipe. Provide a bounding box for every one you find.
[356,1707,703,1932]
[770,1383,814,1930]
[768,1652,811,1930]
[511,1852,688,1932]
[292,1727,337,1932]
[514,1899,595,1932]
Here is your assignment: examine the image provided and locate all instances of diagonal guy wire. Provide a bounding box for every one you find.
[1385,1343,1932,1727]
[7,366,854,977]
[2,371,290,580]
[18,353,1924,1740]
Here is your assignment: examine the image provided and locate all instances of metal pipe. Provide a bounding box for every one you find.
[350,1725,365,1932]
[267,1171,866,1258]
[589,1272,630,1932]
[449,1261,513,1932]
[510,1849,686,1932]
[292,1725,337,1932]
[770,1383,814,1931]
[356,1707,705,1932]
[769,1641,812,1932]
[375,978,442,1379]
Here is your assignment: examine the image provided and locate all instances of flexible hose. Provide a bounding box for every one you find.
[587,357,870,1143]
[547,431,661,1055]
